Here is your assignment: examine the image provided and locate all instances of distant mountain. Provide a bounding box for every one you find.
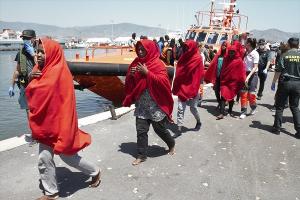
[1,21,299,42]
[250,29,300,43]
[0,21,168,39]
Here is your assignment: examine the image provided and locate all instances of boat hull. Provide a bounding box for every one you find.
[67,61,174,106]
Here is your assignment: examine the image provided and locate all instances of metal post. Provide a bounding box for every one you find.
[109,105,118,120]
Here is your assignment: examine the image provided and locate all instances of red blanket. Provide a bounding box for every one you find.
[204,41,230,84]
[220,45,246,101]
[172,40,204,101]
[232,40,246,58]
[123,39,173,120]
[25,38,91,155]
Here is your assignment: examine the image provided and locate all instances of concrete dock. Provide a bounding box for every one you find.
[0,76,300,200]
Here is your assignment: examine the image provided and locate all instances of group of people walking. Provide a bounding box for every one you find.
[8,28,300,199]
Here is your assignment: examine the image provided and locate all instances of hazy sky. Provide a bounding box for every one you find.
[0,0,299,32]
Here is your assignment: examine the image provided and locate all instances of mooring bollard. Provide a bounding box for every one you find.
[109,105,118,120]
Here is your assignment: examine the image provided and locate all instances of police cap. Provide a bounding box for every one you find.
[20,30,36,38]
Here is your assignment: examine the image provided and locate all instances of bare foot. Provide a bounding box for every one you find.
[132,158,146,166]
[216,114,224,120]
[168,147,175,155]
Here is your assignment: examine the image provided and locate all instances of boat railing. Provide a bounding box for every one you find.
[195,10,248,32]
[85,45,134,59]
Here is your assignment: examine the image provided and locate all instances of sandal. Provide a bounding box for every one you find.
[89,171,101,188]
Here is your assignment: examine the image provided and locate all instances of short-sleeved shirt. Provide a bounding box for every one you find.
[244,49,259,72]
[134,89,166,122]
[276,48,300,80]
[15,48,35,76]
[269,50,276,65]
[257,49,272,71]
[129,38,137,47]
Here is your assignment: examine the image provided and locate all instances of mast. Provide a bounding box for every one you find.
[209,0,215,26]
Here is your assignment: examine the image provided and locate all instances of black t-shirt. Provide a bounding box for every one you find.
[257,49,271,70]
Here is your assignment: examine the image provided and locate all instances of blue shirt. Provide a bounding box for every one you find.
[217,57,224,77]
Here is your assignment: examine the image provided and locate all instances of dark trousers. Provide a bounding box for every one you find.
[214,77,221,105]
[257,72,267,97]
[274,80,300,134]
[136,117,175,158]
[219,97,234,115]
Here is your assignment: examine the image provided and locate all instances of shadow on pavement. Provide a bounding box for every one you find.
[249,120,295,137]
[165,121,199,138]
[54,167,90,197]
[282,116,294,124]
[258,103,274,110]
[118,142,168,158]
[201,104,219,116]
[37,167,91,197]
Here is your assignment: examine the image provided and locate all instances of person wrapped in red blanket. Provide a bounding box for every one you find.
[123,39,175,166]
[26,38,101,199]
[172,40,204,134]
[216,44,246,120]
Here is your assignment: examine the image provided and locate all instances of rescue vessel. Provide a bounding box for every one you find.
[67,0,248,106]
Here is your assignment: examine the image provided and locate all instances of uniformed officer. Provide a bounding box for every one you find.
[8,29,37,143]
[271,37,300,139]
[257,38,272,100]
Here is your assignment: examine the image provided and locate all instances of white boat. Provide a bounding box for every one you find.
[113,37,131,46]
[0,29,23,51]
[86,37,112,47]
[75,41,88,48]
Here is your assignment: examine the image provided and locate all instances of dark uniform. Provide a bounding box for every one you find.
[257,48,272,98]
[15,47,35,109]
[273,48,300,137]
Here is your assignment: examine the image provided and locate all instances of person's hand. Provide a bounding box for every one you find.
[271,82,276,91]
[136,62,148,75]
[8,86,14,97]
[130,66,137,76]
[174,61,178,67]
[263,68,268,74]
[245,77,249,86]
[29,70,42,79]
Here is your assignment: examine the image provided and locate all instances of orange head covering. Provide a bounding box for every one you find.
[25,38,91,155]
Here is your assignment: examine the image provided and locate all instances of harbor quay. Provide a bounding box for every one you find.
[0,75,299,200]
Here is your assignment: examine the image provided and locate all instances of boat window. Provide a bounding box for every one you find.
[219,34,228,44]
[196,32,207,42]
[207,32,219,44]
[189,31,197,40]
